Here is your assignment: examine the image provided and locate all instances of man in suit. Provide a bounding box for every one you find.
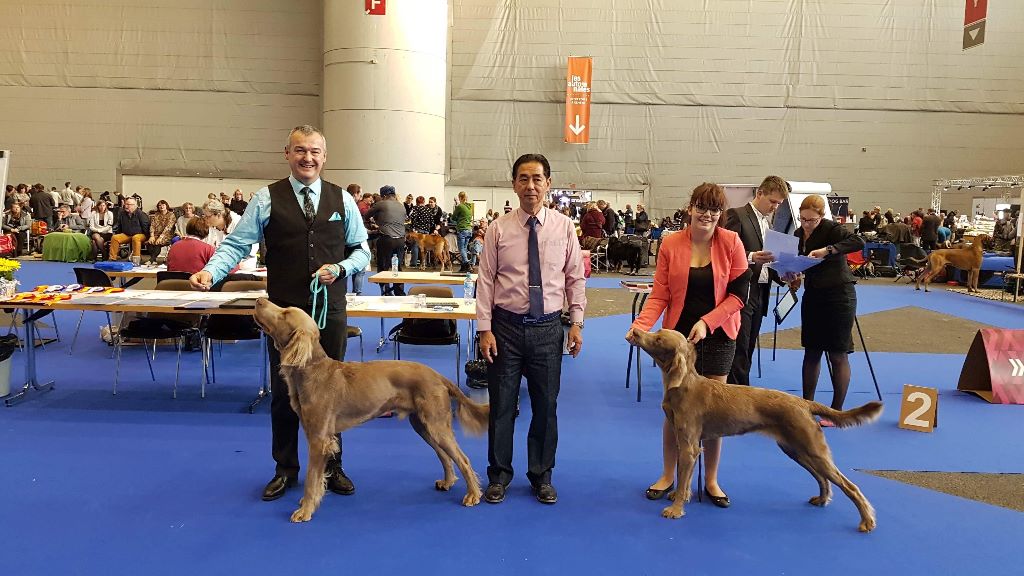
[920,208,942,251]
[724,175,789,386]
[190,125,370,502]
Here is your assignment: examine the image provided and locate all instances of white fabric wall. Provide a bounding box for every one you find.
[448,0,1024,217]
[0,0,321,193]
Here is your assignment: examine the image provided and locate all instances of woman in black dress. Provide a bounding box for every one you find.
[787,195,865,427]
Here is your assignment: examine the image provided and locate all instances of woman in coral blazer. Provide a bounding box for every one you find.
[626,183,750,508]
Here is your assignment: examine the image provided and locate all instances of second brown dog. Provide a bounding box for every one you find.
[916,233,990,292]
[407,231,452,272]
[254,298,488,522]
[627,328,881,532]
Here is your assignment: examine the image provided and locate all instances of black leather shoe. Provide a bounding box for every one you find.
[645,484,674,501]
[326,467,355,495]
[484,483,506,504]
[704,487,730,508]
[533,483,558,504]
[261,475,296,501]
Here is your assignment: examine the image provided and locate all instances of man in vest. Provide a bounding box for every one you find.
[190,125,370,502]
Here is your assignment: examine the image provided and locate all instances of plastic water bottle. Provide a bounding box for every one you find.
[391,254,399,277]
[463,273,475,306]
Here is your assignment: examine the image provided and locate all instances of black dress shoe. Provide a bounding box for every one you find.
[484,483,506,504]
[645,484,674,501]
[704,487,730,508]
[261,475,296,501]
[326,467,355,495]
[532,483,558,504]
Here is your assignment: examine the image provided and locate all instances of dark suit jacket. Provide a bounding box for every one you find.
[920,214,941,242]
[724,203,776,316]
[796,219,865,290]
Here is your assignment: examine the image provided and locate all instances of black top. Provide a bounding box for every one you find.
[674,263,716,335]
[796,219,865,290]
[858,216,876,233]
[264,178,349,311]
[116,208,150,237]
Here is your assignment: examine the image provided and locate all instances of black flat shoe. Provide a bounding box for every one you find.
[645,484,674,501]
[532,483,558,504]
[484,483,506,504]
[261,475,296,501]
[326,467,355,495]
[704,487,730,508]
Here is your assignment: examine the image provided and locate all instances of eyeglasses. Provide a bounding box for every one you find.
[799,216,822,224]
[692,205,722,217]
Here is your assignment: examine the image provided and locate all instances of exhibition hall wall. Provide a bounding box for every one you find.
[1,1,1022,217]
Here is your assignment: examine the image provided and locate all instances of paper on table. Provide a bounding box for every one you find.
[763,229,799,258]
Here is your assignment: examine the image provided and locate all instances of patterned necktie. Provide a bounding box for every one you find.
[300,186,315,225]
[527,215,543,319]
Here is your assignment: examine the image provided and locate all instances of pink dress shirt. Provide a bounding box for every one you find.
[631,227,748,339]
[476,207,587,332]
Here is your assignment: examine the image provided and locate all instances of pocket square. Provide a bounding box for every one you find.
[329,211,342,221]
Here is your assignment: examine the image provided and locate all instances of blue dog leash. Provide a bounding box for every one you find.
[310,275,328,329]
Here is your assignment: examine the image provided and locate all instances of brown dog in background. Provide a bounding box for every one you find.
[254,299,488,522]
[916,233,990,292]
[626,328,881,532]
[406,231,452,272]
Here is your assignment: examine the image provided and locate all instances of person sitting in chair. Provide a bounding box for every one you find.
[2,203,31,256]
[54,203,87,233]
[109,196,150,260]
[88,200,114,261]
[146,200,177,264]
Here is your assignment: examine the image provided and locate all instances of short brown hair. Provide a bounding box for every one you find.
[758,176,789,197]
[185,217,209,238]
[688,182,726,211]
[799,194,826,217]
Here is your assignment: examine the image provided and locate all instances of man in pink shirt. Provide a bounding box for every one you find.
[476,153,587,505]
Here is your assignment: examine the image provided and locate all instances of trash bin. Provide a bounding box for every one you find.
[0,333,18,397]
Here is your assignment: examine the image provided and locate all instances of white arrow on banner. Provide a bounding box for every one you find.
[569,115,586,136]
[1010,358,1024,377]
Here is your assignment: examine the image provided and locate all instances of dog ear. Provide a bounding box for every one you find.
[280,327,316,366]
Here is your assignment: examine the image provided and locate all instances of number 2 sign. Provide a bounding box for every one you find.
[898,385,938,433]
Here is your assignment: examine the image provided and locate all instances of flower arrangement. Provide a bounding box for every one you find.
[0,257,20,282]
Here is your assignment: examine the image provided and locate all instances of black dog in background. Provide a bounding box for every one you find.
[606,236,644,275]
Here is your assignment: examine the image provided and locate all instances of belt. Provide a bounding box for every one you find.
[492,306,560,325]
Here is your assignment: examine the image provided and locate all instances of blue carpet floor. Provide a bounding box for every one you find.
[1,263,1022,575]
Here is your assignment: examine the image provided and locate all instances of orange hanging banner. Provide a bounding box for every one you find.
[963,0,987,50]
[564,57,592,144]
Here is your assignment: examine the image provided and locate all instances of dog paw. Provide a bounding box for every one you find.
[290,508,314,523]
[858,518,876,533]
[462,492,481,507]
[808,495,831,507]
[661,506,684,519]
[435,479,455,491]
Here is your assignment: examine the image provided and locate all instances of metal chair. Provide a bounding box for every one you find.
[69,267,115,355]
[113,279,198,398]
[203,279,265,397]
[391,286,461,385]
[894,243,928,284]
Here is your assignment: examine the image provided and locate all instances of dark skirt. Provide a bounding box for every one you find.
[800,283,856,353]
[689,329,737,377]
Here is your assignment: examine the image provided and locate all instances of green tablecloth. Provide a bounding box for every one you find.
[42,232,93,263]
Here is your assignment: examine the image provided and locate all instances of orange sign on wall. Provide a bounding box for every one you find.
[564,57,592,144]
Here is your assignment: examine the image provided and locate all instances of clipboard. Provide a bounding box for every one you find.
[773,289,798,324]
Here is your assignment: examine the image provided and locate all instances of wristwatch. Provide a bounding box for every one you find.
[570,321,584,329]
[826,245,836,255]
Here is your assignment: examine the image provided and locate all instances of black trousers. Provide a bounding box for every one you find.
[375,235,406,295]
[268,304,347,477]
[486,313,564,487]
[728,282,767,386]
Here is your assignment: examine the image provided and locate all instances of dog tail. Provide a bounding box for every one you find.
[443,378,490,437]
[810,401,884,429]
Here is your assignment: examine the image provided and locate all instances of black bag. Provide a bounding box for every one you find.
[387,318,457,341]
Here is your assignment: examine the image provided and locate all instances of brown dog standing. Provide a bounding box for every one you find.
[406,231,452,272]
[254,299,488,522]
[916,234,990,292]
[627,328,881,532]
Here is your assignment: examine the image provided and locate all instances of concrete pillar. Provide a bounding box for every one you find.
[322,1,447,202]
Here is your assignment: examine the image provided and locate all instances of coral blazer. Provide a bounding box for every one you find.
[631,227,749,339]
